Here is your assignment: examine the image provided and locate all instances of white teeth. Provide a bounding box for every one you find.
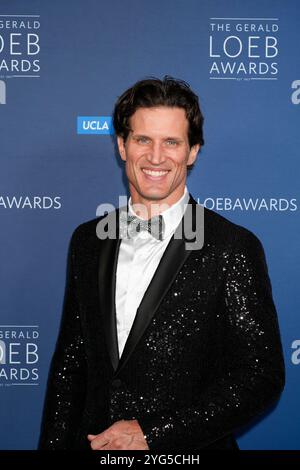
[142,169,168,177]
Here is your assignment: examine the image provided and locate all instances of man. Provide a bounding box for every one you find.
[39,76,285,451]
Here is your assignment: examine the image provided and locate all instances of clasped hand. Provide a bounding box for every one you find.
[87,419,149,450]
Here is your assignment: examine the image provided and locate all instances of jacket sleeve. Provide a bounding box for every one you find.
[138,231,286,450]
[38,228,87,449]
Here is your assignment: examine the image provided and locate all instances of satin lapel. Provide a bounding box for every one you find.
[115,195,204,376]
[98,210,121,372]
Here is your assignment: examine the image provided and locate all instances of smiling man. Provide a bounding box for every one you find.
[116,105,199,218]
[39,76,285,451]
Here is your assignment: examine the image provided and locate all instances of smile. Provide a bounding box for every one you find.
[142,168,169,177]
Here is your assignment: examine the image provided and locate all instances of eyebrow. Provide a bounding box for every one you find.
[132,134,183,141]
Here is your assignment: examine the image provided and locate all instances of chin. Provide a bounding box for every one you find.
[143,193,171,203]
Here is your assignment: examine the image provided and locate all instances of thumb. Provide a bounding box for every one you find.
[87,434,96,440]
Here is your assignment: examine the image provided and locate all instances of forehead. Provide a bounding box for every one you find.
[129,106,189,137]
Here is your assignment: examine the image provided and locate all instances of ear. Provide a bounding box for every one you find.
[187,144,200,166]
[117,136,126,161]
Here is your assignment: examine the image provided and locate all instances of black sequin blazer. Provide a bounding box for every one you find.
[38,195,285,450]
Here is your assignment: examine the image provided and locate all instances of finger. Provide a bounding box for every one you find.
[90,436,110,450]
[87,434,96,441]
[97,442,111,450]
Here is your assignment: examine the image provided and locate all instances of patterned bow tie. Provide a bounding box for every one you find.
[119,210,165,241]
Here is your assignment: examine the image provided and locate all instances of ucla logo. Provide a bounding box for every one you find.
[0,80,6,104]
[77,116,114,134]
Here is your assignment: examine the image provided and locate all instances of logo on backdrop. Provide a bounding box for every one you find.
[198,197,298,211]
[209,17,279,80]
[291,80,300,104]
[0,78,5,103]
[77,116,114,135]
[0,195,62,209]
[0,14,41,104]
[0,325,39,386]
[291,340,300,365]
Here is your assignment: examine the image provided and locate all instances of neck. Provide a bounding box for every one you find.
[129,184,186,219]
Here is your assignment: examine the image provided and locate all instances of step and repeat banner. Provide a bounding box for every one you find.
[0,0,299,450]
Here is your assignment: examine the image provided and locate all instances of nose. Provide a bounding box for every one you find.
[147,141,166,165]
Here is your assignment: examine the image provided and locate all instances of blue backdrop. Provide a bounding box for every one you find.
[0,0,299,450]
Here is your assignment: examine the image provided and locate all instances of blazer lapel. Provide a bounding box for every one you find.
[98,209,122,373]
[115,195,205,376]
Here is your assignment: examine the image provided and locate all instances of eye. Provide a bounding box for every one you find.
[166,139,178,146]
[136,136,150,144]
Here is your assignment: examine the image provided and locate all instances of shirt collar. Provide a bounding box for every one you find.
[128,186,190,240]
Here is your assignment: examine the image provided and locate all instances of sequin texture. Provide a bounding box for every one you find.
[38,204,285,450]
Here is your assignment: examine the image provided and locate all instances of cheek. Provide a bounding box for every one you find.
[125,155,141,177]
[125,147,143,164]
[172,151,190,169]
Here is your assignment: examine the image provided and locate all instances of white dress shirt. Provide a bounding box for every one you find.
[115,186,190,358]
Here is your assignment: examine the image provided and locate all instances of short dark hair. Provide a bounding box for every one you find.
[113,75,204,148]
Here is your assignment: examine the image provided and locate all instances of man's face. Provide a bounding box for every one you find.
[117,106,200,206]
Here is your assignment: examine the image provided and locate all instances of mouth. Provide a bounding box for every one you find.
[141,168,170,180]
